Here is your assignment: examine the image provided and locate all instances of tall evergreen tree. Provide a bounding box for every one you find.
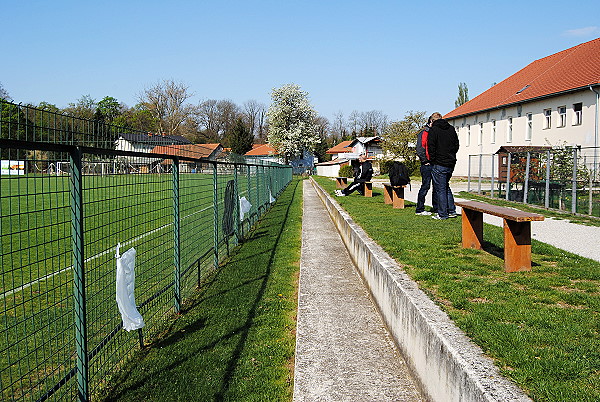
[230,117,254,155]
[455,82,469,108]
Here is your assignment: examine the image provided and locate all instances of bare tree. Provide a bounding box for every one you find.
[0,83,12,101]
[138,79,194,136]
[359,110,388,135]
[331,111,348,141]
[194,99,240,143]
[242,99,265,138]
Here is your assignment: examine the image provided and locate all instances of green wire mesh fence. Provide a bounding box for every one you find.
[1,100,292,401]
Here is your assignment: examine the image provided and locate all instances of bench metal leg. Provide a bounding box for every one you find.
[461,209,483,249]
[392,187,405,209]
[503,219,532,272]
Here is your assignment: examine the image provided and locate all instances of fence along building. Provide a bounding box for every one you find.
[445,37,600,178]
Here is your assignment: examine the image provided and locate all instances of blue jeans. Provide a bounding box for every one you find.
[431,165,456,219]
[416,164,437,213]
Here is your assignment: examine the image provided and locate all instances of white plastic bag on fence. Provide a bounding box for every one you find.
[269,190,275,204]
[115,243,145,331]
[239,196,252,220]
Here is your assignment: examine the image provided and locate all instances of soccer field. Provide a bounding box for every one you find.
[1,166,288,400]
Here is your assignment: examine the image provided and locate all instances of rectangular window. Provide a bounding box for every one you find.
[526,113,533,141]
[467,124,471,146]
[507,117,513,142]
[544,109,551,129]
[558,106,566,127]
[573,102,583,125]
[478,122,483,145]
[491,120,496,143]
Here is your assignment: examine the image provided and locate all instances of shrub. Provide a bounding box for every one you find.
[338,164,354,177]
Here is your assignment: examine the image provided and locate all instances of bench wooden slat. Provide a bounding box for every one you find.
[455,200,544,222]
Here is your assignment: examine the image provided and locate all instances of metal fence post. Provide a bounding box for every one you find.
[172,157,181,313]
[467,155,472,192]
[545,150,551,208]
[506,152,511,200]
[524,152,531,204]
[572,147,578,213]
[212,162,219,270]
[491,155,496,198]
[477,153,483,194]
[69,146,89,402]
[233,163,240,240]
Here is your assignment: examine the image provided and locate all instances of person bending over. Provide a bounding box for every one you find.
[335,154,373,196]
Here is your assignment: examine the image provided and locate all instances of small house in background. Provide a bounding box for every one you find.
[496,145,551,182]
[244,144,315,174]
[115,133,191,153]
[150,143,224,173]
[245,144,283,164]
[114,133,192,170]
[326,140,353,160]
[315,140,353,177]
[347,137,384,159]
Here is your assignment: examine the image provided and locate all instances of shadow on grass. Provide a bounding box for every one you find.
[102,179,301,402]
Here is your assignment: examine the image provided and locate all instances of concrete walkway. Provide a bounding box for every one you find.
[293,180,424,401]
[377,180,600,263]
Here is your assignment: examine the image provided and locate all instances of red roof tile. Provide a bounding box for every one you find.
[151,143,222,159]
[326,140,353,154]
[446,38,600,119]
[245,143,278,156]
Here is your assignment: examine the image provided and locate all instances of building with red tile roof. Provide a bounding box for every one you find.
[444,38,600,177]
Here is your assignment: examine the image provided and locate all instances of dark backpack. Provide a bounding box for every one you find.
[389,161,410,187]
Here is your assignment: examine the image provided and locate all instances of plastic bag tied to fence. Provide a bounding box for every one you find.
[115,243,145,331]
[239,196,252,220]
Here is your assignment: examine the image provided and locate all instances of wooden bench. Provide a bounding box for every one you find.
[382,183,405,208]
[335,177,348,188]
[454,200,545,272]
[364,182,372,197]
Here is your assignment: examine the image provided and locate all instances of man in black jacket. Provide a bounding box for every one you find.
[336,154,373,196]
[427,112,459,219]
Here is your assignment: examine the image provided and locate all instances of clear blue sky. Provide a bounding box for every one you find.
[1,0,599,123]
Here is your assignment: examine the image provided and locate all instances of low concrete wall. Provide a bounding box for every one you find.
[310,178,530,402]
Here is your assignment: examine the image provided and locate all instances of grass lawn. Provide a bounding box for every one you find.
[315,176,600,402]
[99,178,303,401]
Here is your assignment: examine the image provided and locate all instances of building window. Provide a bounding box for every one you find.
[558,106,567,128]
[507,117,513,143]
[491,120,496,143]
[478,122,483,145]
[544,109,551,129]
[526,113,533,141]
[467,124,471,146]
[573,103,583,125]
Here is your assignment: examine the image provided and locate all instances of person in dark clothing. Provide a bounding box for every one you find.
[415,115,437,215]
[427,112,459,220]
[336,154,373,196]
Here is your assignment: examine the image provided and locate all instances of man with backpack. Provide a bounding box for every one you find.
[335,154,373,196]
[415,115,437,215]
[427,112,459,220]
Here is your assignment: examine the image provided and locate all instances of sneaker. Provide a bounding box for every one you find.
[431,214,446,220]
[415,211,432,216]
[335,190,345,196]
[448,213,457,218]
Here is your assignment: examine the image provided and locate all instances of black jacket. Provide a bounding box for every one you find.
[427,118,459,168]
[354,160,373,182]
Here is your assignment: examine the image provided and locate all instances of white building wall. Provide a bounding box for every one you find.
[448,89,598,177]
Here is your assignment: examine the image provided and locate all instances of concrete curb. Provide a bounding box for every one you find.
[310,177,531,402]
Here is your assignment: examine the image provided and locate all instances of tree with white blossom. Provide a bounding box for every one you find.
[267,84,320,163]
